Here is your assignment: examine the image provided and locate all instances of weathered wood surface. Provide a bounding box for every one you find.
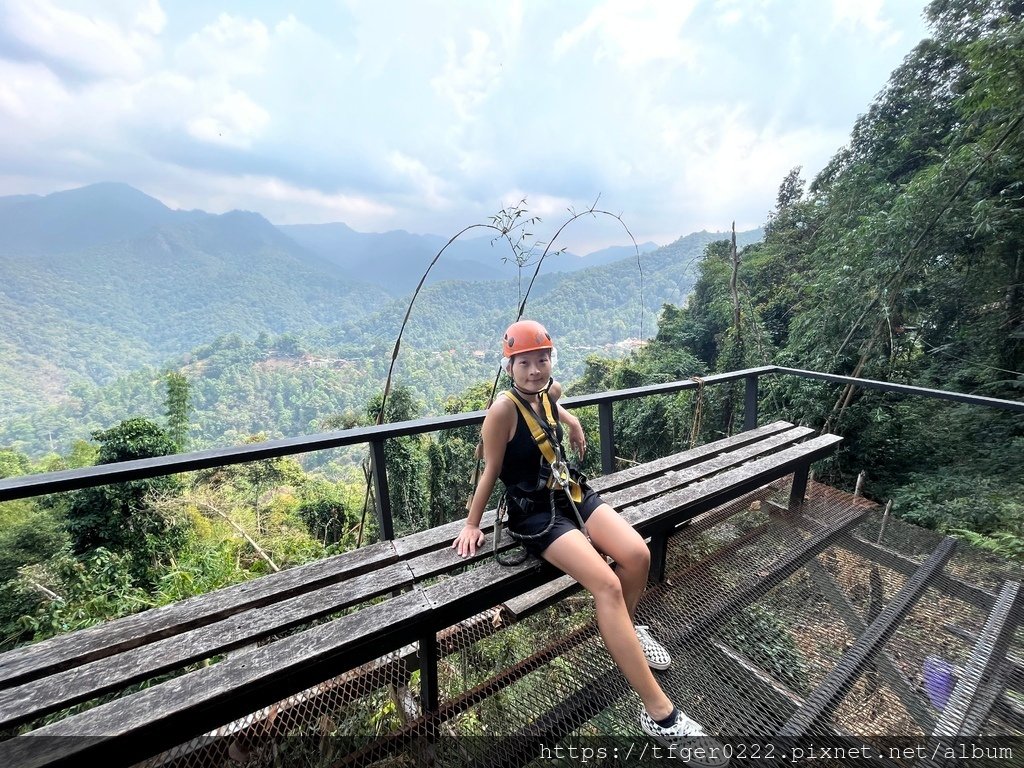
[0,420,843,768]
[502,574,580,620]
[0,589,433,768]
[0,538,398,688]
[625,434,843,532]
[0,561,418,730]
[590,420,796,494]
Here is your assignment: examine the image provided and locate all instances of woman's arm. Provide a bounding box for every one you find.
[549,380,586,458]
[452,400,512,557]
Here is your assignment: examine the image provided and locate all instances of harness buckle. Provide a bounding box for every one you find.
[550,459,571,489]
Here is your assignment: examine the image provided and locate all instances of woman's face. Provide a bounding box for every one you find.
[509,348,552,389]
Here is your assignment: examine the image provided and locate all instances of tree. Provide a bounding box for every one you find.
[641,0,1024,554]
[298,477,352,546]
[365,385,432,536]
[234,433,307,534]
[164,371,193,452]
[0,448,31,479]
[65,418,187,583]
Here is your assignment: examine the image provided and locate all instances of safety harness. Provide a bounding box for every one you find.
[494,385,589,565]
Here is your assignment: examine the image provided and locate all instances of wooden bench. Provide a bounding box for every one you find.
[0,420,841,768]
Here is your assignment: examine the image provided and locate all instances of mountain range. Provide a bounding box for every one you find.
[279,222,662,292]
[0,182,762,454]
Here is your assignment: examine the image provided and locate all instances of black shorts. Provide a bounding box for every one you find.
[505,485,606,557]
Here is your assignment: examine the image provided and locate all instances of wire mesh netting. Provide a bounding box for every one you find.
[132,479,1021,768]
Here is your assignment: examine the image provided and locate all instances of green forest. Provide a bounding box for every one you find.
[0,222,761,456]
[0,0,1022,660]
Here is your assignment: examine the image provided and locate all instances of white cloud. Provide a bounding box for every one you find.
[830,0,903,48]
[1,0,163,78]
[499,189,573,220]
[554,0,700,70]
[186,90,269,148]
[158,171,396,227]
[133,0,167,36]
[388,151,451,210]
[170,14,276,147]
[0,0,932,249]
[175,13,270,77]
[236,176,395,225]
[431,28,503,123]
[0,59,68,124]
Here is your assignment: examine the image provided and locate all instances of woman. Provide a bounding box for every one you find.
[452,319,708,746]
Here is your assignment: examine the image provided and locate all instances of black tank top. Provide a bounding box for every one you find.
[498,399,563,492]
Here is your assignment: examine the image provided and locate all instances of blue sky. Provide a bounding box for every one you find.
[0,0,931,252]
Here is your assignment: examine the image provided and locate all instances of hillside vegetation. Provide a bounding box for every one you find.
[571,0,1023,560]
[0,0,1020,656]
[0,216,759,456]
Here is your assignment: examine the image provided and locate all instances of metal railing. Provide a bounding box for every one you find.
[1,366,1021,540]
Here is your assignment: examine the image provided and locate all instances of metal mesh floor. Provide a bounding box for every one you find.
[136,480,1023,768]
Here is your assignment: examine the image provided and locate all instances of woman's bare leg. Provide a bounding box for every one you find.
[542,529,673,720]
[583,503,651,620]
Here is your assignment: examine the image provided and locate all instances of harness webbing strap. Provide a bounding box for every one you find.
[503,390,583,503]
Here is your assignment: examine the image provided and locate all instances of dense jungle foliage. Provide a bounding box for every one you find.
[568,0,1024,561]
[0,0,1021,657]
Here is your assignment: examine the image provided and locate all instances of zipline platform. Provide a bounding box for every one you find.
[0,422,1020,768]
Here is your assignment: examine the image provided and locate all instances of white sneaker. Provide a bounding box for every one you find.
[635,624,672,670]
[639,706,706,740]
[639,707,730,766]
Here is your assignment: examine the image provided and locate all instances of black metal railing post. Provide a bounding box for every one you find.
[744,373,759,431]
[419,633,439,713]
[368,438,395,541]
[598,401,615,475]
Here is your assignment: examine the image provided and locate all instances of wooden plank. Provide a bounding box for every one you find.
[625,434,844,532]
[0,539,398,689]
[589,420,797,494]
[602,425,815,509]
[418,558,557,630]
[502,575,581,621]
[681,487,778,537]
[0,588,432,768]
[392,509,497,558]
[403,532,531,581]
[0,561,416,731]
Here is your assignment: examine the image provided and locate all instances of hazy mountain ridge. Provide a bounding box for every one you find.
[278,224,662,295]
[0,184,390,421]
[0,183,761,454]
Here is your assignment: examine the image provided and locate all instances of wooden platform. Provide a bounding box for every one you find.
[0,422,844,768]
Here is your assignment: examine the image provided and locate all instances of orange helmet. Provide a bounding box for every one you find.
[502,320,553,358]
